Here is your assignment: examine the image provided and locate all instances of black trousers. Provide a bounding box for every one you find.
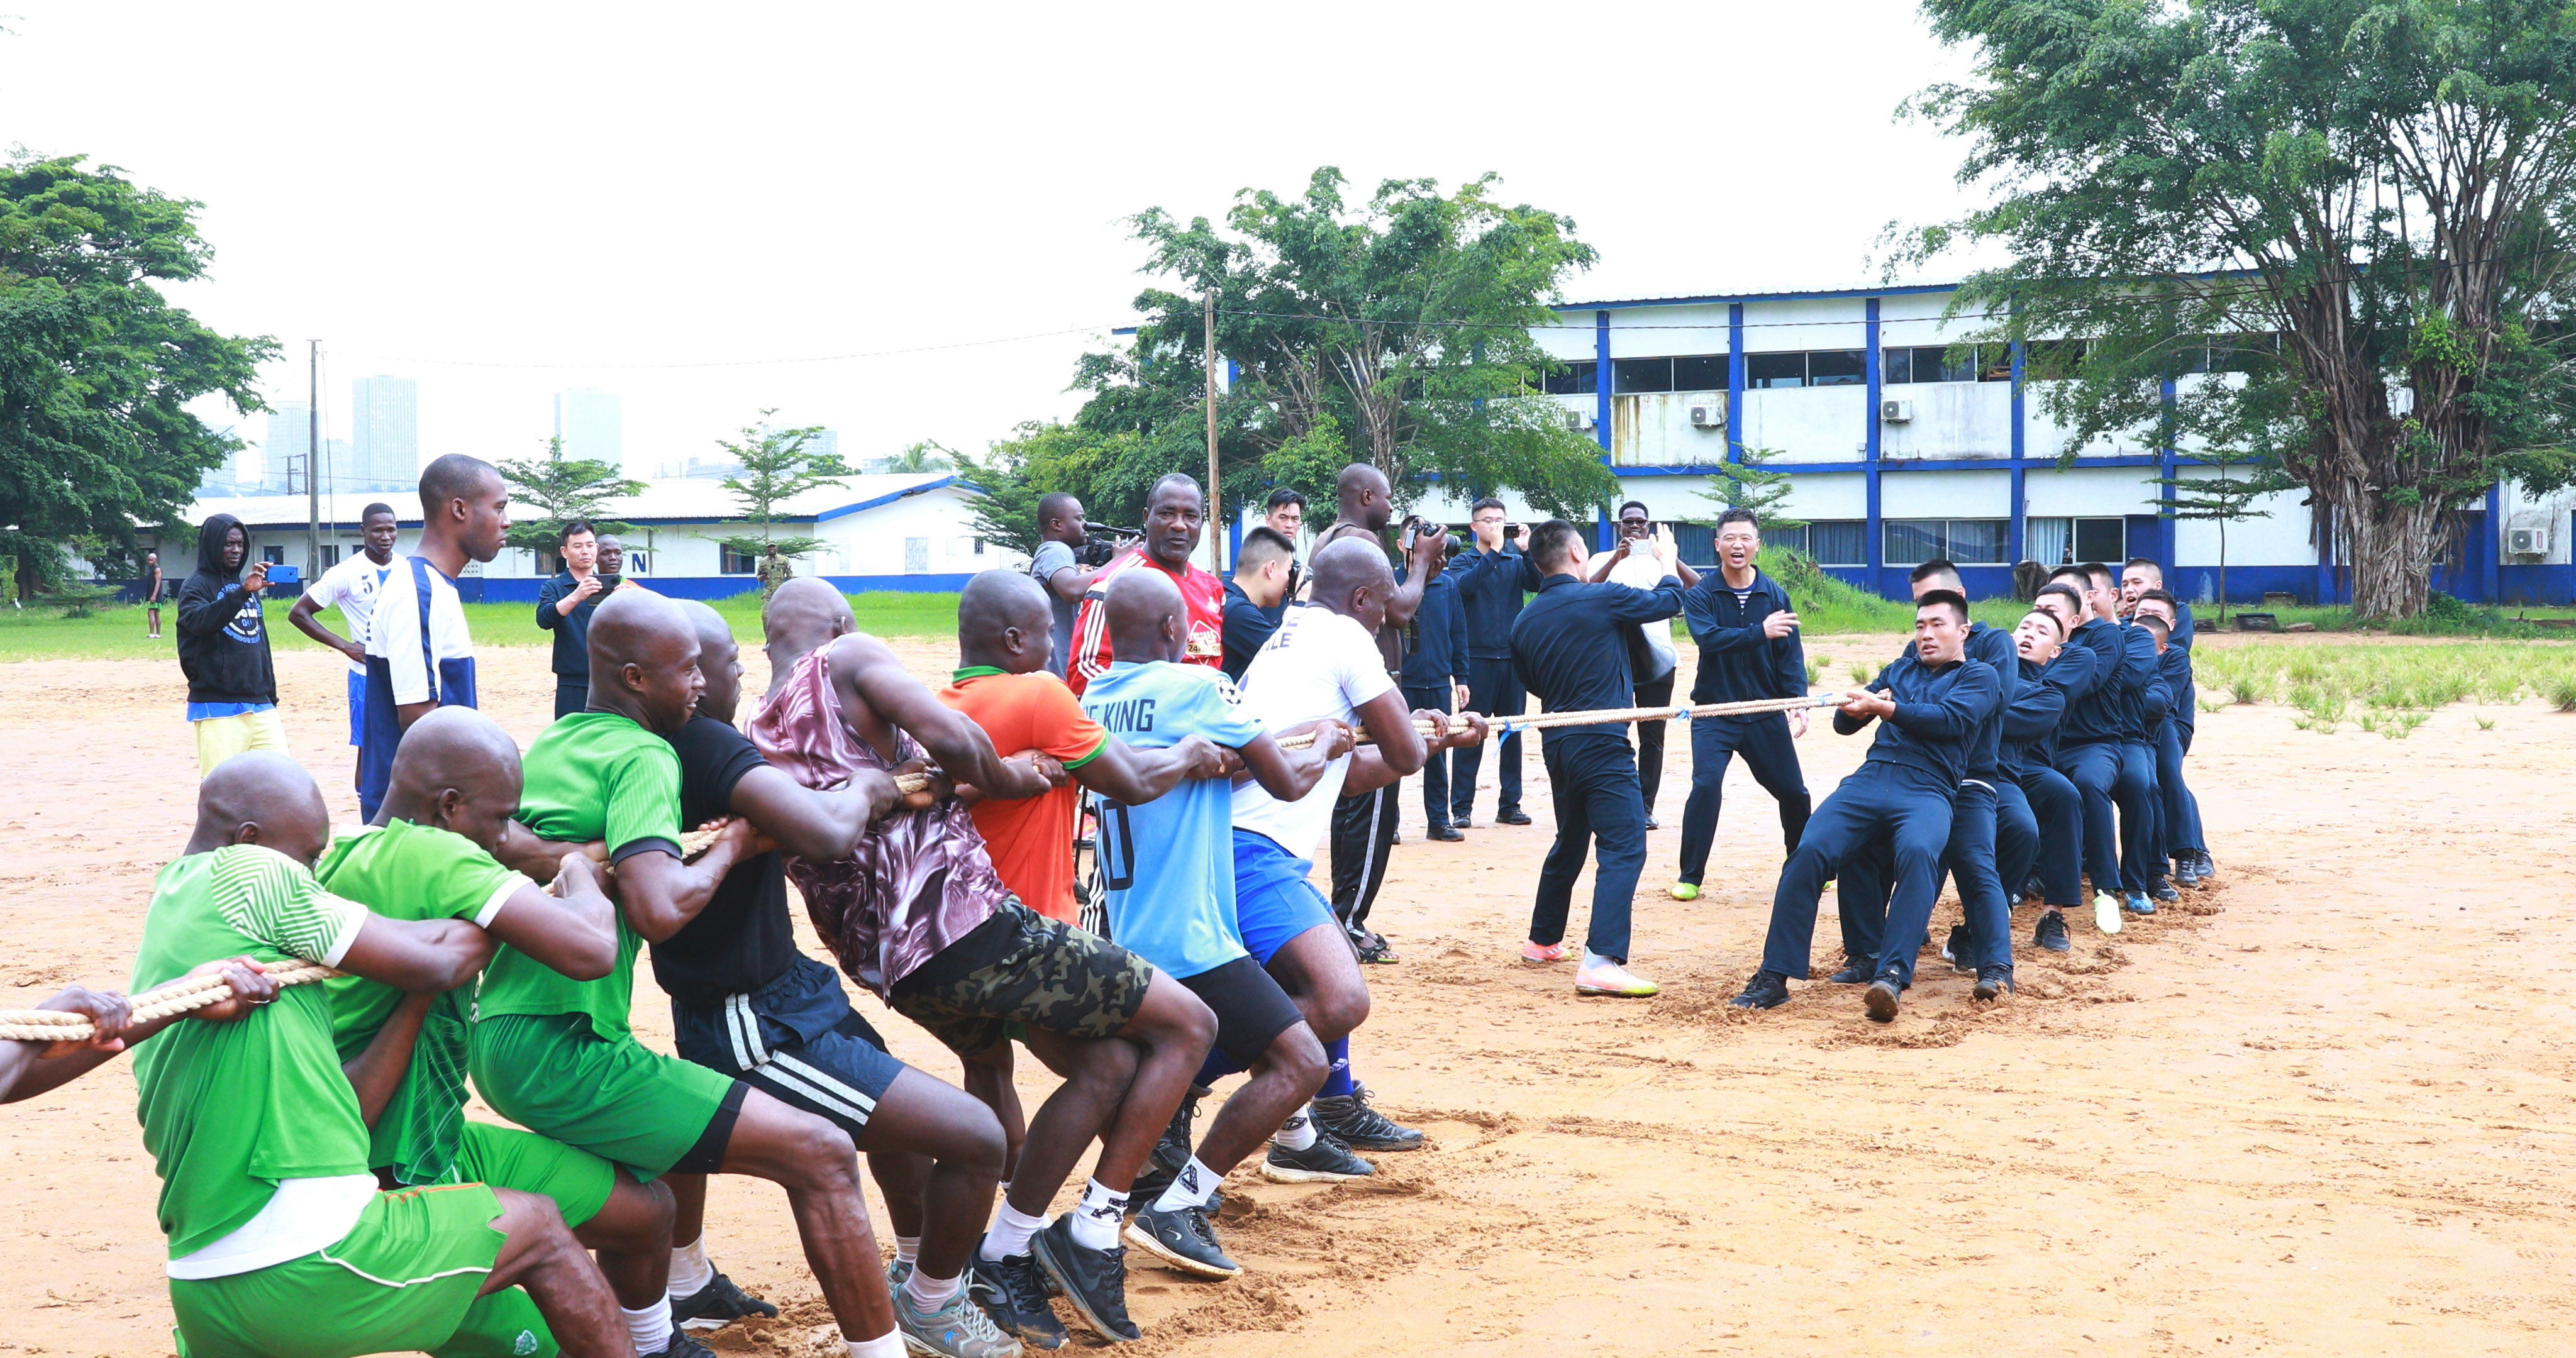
[1453,655,1526,820]
[1401,682,1455,831]
[1330,781,1401,930]
[1675,711,1812,887]
[1530,736,1646,963]
[1632,671,1676,814]
[552,678,588,720]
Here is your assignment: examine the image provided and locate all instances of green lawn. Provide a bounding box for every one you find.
[0,590,965,663]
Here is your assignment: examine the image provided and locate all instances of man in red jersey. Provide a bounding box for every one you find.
[1067,473,1225,695]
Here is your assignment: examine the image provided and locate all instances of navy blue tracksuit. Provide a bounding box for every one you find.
[2151,638,2204,863]
[2054,617,2155,898]
[2004,648,2092,910]
[1760,651,1999,987]
[1674,568,1812,885]
[1397,558,1470,832]
[1511,571,1685,963]
[1452,544,1540,820]
[1838,622,2019,971]
[2111,620,2165,892]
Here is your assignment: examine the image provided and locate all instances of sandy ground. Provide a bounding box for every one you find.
[3,625,2572,1357]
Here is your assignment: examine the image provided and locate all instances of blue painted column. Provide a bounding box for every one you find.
[1726,303,1746,465]
[1596,309,1614,549]
[1865,297,1884,588]
[2008,308,2027,568]
[2157,376,2179,566]
[2314,503,2334,605]
[2483,482,2503,603]
[1228,508,1242,564]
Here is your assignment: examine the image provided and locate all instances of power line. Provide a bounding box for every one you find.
[334,324,1117,372]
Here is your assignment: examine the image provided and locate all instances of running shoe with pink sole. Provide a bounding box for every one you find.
[1521,940,1571,964]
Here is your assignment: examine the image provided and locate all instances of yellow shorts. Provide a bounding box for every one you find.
[194,708,290,776]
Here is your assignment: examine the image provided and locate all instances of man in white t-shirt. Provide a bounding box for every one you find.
[358,456,508,820]
[1589,501,1699,827]
[289,504,403,793]
[1146,541,1479,1195]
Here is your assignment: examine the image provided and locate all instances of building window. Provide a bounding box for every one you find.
[2074,517,2126,565]
[260,545,285,566]
[319,544,340,568]
[1541,360,1597,395]
[720,544,756,575]
[1883,345,1985,385]
[1745,352,1806,389]
[1807,350,1866,387]
[904,538,930,573]
[1780,519,1867,565]
[1885,519,2010,565]
[2022,517,2127,566]
[972,537,987,556]
[1671,355,1725,390]
[1613,357,1674,394]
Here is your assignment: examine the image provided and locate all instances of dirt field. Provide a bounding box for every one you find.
[3,626,2571,1357]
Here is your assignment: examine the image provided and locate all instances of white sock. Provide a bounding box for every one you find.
[1273,1110,1319,1151]
[1582,949,1621,971]
[1152,1156,1220,1212]
[979,1201,1048,1262]
[666,1235,713,1299]
[894,1235,919,1266]
[846,1333,908,1358]
[902,1266,960,1313]
[1068,1178,1127,1251]
[623,1301,674,1356]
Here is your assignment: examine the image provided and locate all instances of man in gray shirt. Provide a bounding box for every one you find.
[1031,492,1109,677]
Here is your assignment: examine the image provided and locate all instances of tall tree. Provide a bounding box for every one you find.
[1071,168,1623,523]
[0,155,273,599]
[496,435,645,556]
[953,421,1136,558]
[1701,444,1802,533]
[886,439,955,474]
[1904,0,2576,617]
[716,410,851,561]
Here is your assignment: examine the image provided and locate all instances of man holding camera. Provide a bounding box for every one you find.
[1033,492,1119,680]
[535,520,609,719]
[1452,497,1538,827]
[1588,501,1697,829]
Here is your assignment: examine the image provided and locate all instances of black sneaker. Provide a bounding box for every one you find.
[1729,969,1791,1009]
[967,1245,1067,1350]
[1643,813,1660,831]
[1126,1084,1208,1204]
[1942,925,1974,974]
[1028,1214,1138,1342]
[643,1334,719,1358]
[1826,958,1874,985]
[1427,823,1463,841]
[670,1272,778,1333]
[2021,875,2047,903]
[2194,850,2218,883]
[1863,968,1905,1023]
[1973,964,2014,1001]
[1125,1199,1241,1279]
[1313,1085,1422,1151]
[2033,908,2071,953]
[1262,1130,1374,1183]
[2150,878,2180,903]
[1498,808,1533,825]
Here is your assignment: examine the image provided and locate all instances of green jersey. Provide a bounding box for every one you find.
[314,819,528,1185]
[129,846,372,1259]
[474,712,682,1039]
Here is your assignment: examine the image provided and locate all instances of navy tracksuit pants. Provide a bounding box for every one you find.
[1762,761,1953,984]
[1836,780,2012,977]
[2119,740,2160,890]
[1530,734,1645,963]
[1402,682,1456,832]
[1675,712,1812,886]
[1994,776,2041,910]
[2014,765,2084,907]
[1453,656,1526,820]
[2155,721,2202,858]
[2056,740,2151,897]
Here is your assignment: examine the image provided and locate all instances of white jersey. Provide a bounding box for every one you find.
[1228,605,1396,860]
[365,556,475,707]
[304,552,402,674]
[1606,550,1677,666]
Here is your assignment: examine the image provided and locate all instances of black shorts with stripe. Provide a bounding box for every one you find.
[670,955,906,1139]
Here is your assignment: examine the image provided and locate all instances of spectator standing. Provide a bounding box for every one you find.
[1030,492,1110,678]
[358,455,508,819]
[1262,488,1307,567]
[143,552,164,639]
[1451,498,1537,827]
[534,521,608,719]
[290,502,404,793]
[1219,526,1296,682]
[1395,535,1471,841]
[1588,501,1697,829]
[756,542,794,599]
[174,513,284,775]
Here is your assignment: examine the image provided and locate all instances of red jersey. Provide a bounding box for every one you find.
[1068,549,1226,695]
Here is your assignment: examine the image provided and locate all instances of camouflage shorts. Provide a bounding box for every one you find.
[887,900,1151,1058]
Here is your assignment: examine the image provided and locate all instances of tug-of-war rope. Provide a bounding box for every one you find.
[0,695,1838,1041]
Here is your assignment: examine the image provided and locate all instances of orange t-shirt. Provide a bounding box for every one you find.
[936,668,1109,922]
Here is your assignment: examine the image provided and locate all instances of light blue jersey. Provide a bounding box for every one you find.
[1080,660,1265,980]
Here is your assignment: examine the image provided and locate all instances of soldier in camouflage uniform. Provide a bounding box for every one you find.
[751,578,1219,1348]
[755,544,794,600]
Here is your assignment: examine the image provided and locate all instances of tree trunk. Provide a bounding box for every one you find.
[2334,481,2446,619]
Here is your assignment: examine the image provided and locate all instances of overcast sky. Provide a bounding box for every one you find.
[1,1,1996,482]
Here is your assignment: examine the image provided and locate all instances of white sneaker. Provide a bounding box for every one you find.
[2092,891,2124,936]
[1574,954,1659,997]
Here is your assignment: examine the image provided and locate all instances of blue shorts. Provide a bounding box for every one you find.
[669,956,904,1139]
[1230,830,1337,965]
[346,670,365,747]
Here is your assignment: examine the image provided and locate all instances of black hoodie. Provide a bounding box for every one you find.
[175,513,278,707]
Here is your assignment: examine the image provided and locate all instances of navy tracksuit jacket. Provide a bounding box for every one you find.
[1675,568,1813,881]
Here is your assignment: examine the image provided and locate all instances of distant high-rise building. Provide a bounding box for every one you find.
[653,456,746,481]
[265,404,312,494]
[557,389,621,465]
[350,375,419,491]
[805,429,840,463]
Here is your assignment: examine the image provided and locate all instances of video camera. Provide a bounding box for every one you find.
[1401,516,1466,559]
[1077,526,1142,568]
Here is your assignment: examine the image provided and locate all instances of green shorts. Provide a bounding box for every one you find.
[469,1012,742,1180]
[451,1122,616,1230]
[169,1184,525,1358]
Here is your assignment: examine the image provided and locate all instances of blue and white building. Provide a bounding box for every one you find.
[1401,282,2576,605]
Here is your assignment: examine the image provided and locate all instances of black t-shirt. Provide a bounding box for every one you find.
[652,714,799,1007]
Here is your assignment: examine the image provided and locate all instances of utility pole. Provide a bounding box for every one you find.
[306,340,321,582]
[1202,290,1223,573]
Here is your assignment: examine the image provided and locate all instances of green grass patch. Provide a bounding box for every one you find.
[2195,640,2576,726]
[0,589,964,663]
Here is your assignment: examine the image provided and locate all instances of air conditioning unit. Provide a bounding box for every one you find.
[1687,394,1726,429]
[2508,526,2550,556]
[1880,399,1914,423]
[1568,408,1595,432]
